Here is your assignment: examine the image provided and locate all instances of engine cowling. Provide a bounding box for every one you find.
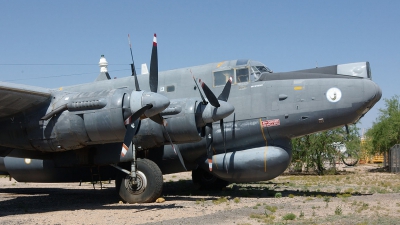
[133,97,235,150]
[133,98,202,150]
[22,89,158,151]
[47,89,129,150]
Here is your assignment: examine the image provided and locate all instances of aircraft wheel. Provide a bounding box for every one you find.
[341,151,359,166]
[116,158,163,203]
[192,167,229,190]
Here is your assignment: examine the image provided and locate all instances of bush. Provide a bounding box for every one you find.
[283,213,296,220]
[335,206,342,215]
[275,192,282,198]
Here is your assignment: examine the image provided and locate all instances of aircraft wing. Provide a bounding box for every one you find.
[0,81,52,118]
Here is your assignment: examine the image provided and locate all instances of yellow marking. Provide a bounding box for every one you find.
[259,118,267,142]
[294,86,303,90]
[216,61,225,68]
[264,146,268,172]
[213,155,218,169]
[59,87,63,91]
[259,118,268,172]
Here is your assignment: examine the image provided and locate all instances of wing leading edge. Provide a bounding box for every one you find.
[0,81,52,118]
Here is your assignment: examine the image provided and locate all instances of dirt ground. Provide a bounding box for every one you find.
[1,164,400,225]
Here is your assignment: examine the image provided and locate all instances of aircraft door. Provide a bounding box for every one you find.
[261,81,281,141]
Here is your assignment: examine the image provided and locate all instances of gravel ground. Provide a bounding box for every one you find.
[1,164,400,225]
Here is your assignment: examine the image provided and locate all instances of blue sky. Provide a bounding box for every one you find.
[1,1,399,133]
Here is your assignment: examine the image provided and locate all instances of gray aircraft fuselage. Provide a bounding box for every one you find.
[0,59,381,184]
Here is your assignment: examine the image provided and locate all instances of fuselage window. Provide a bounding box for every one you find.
[166,85,175,92]
[213,69,234,86]
[236,68,249,83]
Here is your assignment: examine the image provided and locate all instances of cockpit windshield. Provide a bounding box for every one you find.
[251,65,272,82]
[254,66,272,73]
[212,60,273,86]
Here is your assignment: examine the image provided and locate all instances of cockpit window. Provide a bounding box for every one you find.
[257,66,272,73]
[251,66,272,81]
[236,68,249,83]
[213,69,234,86]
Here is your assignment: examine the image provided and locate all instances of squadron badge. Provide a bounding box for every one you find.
[326,87,342,103]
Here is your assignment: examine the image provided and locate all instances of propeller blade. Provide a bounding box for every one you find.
[121,122,138,157]
[217,77,232,102]
[121,104,152,157]
[220,119,229,173]
[131,64,140,91]
[200,79,220,108]
[205,123,213,171]
[131,104,152,122]
[149,114,164,124]
[173,144,187,171]
[155,113,186,171]
[220,119,226,153]
[192,75,207,105]
[128,34,140,91]
[149,33,158,93]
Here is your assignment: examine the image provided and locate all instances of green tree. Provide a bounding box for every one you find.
[291,124,360,174]
[365,95,400,154]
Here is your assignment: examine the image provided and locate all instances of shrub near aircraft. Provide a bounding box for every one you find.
[0,34,381,203]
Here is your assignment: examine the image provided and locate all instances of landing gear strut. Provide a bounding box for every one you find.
[115,158,163,203]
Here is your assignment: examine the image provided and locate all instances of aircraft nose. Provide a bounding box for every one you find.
[364,79,382,105]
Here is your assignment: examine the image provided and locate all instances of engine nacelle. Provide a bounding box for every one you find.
[24,89,132,151]
[205,146,292,182]
[133,98,202,150]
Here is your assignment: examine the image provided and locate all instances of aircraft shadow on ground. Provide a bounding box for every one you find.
[0,178,370,217]
[0,185,182,217]
[162,179,369,201]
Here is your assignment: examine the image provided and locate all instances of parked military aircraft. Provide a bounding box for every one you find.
[0,34,382,203]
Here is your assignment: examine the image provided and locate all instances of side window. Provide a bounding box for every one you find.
[213,69,234,86]
[166,85,175,92]
[236,68,249,83]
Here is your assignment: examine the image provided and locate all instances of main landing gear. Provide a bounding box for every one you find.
[114,158,163,203]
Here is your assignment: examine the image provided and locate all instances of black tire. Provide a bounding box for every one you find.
[116,158,163,203]
[192,167,229,190]
[341,153,359,166]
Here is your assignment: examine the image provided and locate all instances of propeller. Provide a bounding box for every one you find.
[121,34,170,157]
[193,77,233,171]
[141,34,187,170]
